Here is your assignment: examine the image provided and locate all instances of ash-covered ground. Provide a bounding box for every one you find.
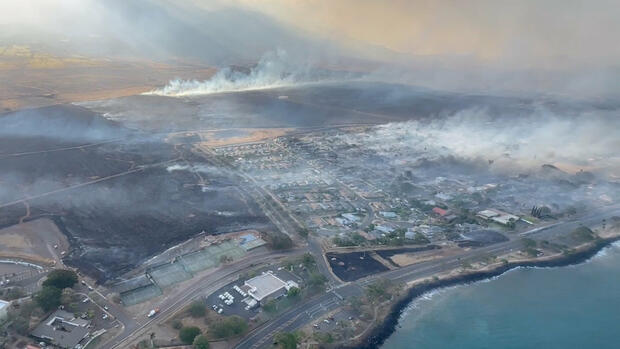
[79,81,558,132]
[0,105,271,281]
[2,80,618,282]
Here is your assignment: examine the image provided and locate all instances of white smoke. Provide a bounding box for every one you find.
[145,50,333,97]
[341,107,620,177]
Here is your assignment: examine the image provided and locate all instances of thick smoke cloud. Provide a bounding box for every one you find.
[3,1,620,100]
[146,50,339,97]
[0,105,130,143]
[354,108,620,178]
[0,0,346,65]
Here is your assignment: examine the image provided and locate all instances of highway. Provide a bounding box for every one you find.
[234,205,620,349]
[235,287,361,349]
[99,249,304,349]
[96,136,620,349]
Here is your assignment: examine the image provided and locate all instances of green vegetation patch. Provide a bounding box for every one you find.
[208,315,248,339]
[179,326,201,344]
[43,269,78,289]
[571,226,598,242]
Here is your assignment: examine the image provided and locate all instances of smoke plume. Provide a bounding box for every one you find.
[145,50,346,97]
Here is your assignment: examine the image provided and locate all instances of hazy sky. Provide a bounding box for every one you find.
[234,0,620,69]
[2,0,619,98]
[3,0,619,67]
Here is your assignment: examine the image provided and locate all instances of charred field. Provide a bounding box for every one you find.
[2,80,617,283]
[79,81,560,132]
[0,105,271,282]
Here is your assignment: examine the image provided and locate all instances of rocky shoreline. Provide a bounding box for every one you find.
[348,236,620,349]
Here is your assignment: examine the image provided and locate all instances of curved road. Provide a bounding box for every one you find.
[99,249,304,349]
[235,206,620,349]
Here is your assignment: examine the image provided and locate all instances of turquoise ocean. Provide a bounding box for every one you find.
[381,241,620,349]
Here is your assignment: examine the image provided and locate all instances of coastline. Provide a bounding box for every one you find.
[346,234,620,349]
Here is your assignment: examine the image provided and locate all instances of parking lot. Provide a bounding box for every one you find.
[71,291,120,331]
[204,267,302,320]
[204,280,260,319]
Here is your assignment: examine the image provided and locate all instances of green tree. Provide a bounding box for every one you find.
[269,232,293,250]
[275,332,298,349]
[308,272,327,290]
[189,301,206,318]
[351,232,366,245]
[60,288,76,306]
[179,326,201,344]
[301,253,315,268]
[347,296,363,313]
[172,319,183,330]
[43,269,78,289]
[35,286,62,311]
[3,287,24,300]
[411,232,430,244]
[521,238,537,249]
[313,332,334,344]
[286,287,300,298]
[263,299,277,313]
[193,335,210,349]
[8,314,30,335]
[365,279,393,302]
[209,316,248,339]
[572,226,597,241]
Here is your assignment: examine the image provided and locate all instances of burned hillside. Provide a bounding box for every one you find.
[0,105,271,281]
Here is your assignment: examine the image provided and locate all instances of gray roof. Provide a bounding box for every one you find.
[31,310,90,349]
[245,272,288,301]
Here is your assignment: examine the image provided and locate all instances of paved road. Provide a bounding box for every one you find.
[99,249,304,349]
[235,206,620,349]
[308,237,342,288]
[200,144,343,289]
[235,286,362,349]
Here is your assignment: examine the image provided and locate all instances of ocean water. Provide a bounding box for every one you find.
[382,241,620,349]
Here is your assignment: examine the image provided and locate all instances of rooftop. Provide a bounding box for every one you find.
[245,272,289,301]
[432,207,448,217]
[31,310,90,349]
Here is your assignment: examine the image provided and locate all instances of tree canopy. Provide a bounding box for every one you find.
[193,335,210,349]
[209,316,248,339]
[189,301,206,317]
[43,269,78,289]
[287,287,300,298]
[308,272,327,290]
[275,332,299,349]
[269,232,293,250]
[179,326,201,344]
[35,286,62,311]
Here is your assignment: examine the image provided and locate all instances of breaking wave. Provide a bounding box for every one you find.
[145,50,332,97]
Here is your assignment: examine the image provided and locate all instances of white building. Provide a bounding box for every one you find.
[243,272,298,303]
[476,209,519,226]
[0,299,9,321]
[379,211,397,219]
[342,213,360,222]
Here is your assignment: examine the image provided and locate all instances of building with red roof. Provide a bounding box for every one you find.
[432,207,448,217]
